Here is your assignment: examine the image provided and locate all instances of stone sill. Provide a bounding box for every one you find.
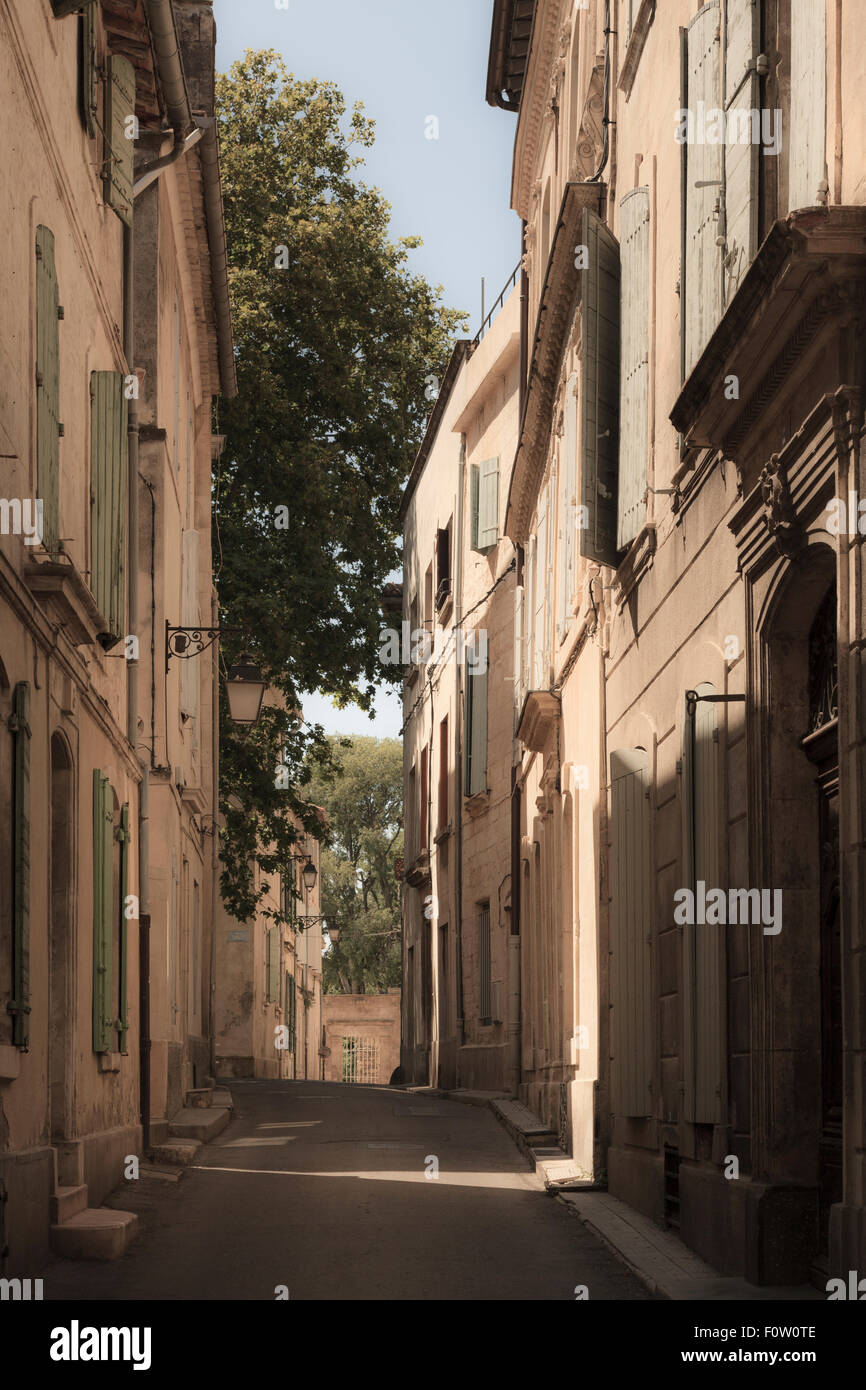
[618,0,656,102]
[97,1052,122,1073]
[0,1044,22,1080]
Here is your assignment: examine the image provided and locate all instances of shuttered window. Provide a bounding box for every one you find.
[118,802,130,1053]
[618,187,649,550]
[10,683,31,1049]
[789,0,827,211]
[104,55,135,225]
[533,487,548,687]
[36,226,61,557]
[514,583,526,715]
[419,745,428,851]
[471,458,500,551]
[92,770,115,1053]
[90,371,128,643]
[557,374,578,643]
[435,526,451,609]
[479,903,492,1022]
[180,529,199,720]
[609,748,653,1117]
[723,0,760,304]
[684,3,723,377]
[265,926,280,1005]
[285,973,296,1052]
[579,207,621,567]
[682,685,723,1124]
[464,654,488,797]
[80,2,98,138]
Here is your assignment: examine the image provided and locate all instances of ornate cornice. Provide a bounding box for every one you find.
[569,56,605,183]
[512,0,568,219]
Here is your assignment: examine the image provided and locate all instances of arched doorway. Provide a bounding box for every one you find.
[49,733,74,1143]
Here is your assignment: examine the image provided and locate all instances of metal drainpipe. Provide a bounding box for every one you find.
[454,434,467,1053]
[210,587,220,1082]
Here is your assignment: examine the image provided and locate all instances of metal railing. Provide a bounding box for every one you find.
[473,261,521,345]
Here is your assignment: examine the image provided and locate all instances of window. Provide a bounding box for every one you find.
[285,972,296,1052]
[36,226,61,557]
[423,566,433,631]
[557,374,579,642]
[464,651,488,797]
[682,5,723,376]
[681,685,723,1124]
[8,683,31,1048]
[79,1,98,138]
[419,746,428,852]
[617,186,650,550]
[408,763,416,855]
[90,371,128,644]
[479,902,492,1022]
[435,525,451,610]
[265,926,279,1005]
[470,459,500,552]
[579,207,621,567]
[438,717,449,830]
[609,749,653,1116]
[92,770,129,1054]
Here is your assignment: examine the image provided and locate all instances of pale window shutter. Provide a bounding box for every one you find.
[543,471,554,672]
[465,658,488,796]
[789,0,827,211]
[180,529,200,720]
[558,373,578,643]
[685,3,723,376]
[525,536,536,695]
[479,904,491,1020]
[80,2,98,138]
[579,207,621,567]
[270,929,280,1005]
[90,372,128,642]
[681,685,723,1124]
[617,187,649,551]
[104,55,135,226]
[514,584,525,715]
[609,748,653,1117]
[723,0,760,303]
[92,770,114,1053]
[10,683,31,1048]
[265,927,272,1003]
[36,226,61,556]
[469,464,481,550]
[478,458,500,550]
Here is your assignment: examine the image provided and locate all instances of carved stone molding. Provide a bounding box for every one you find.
[759,454,805,559]
[570,57,605,183]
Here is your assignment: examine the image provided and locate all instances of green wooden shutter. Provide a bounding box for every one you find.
[685,3,723,376]
[470,465,480,550]
[104,55,135,226]
[90,371,128,642]
[36,226,61,556]
[287,974,296,1053]
[118,802,130,1053]
[80,2,98,139]
[533,484,549,687]
[464,658,488,797]
[609,748,653,1117]
[618,187,650,551]
[10,683,31,1048]
[789,0,827,211]
[92,770,114,1053]
[265,926,272,1003]
[478,458,500,550]
[579,207,621,567]
[723,0,760,304]
[682,686,723,1123]
[270,929,280,1006]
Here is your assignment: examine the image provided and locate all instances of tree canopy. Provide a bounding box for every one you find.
[306,737,402,994]
[214,52,463,921]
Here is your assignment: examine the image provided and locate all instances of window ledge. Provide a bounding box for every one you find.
[97,1052,122,1073]
[618,0,656,102]
[436,593,454,625]
[464,789,490,818]
[434,822,452,845]
[25,552,107,647]
[404,663,420,689]
[612,524,657,609]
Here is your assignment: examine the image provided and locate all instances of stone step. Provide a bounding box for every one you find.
[149,1138,201,1166]
[50,1184,88,1224]
[211,1087,233,1110]
[168,1105,231,1144]
[50,1208,138,1262]
[185,1087,214,1109]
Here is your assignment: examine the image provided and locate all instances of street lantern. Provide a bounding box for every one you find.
[225,653,267,727]
[327,924,340,945]
[301,857,318,893]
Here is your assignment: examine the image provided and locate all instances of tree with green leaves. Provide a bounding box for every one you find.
[306,736,402,994]
[214,51,464,922]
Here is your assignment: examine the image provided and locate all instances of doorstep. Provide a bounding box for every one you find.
[556,1189,823,1301]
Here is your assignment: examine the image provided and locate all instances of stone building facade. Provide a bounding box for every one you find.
[322,992,401,1086]
[400,287,521,1094]
[405,0,866,1289]
[0,0,233,1271]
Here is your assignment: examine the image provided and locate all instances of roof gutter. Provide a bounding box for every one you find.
[486,0,519,110]
[142,0,237,398]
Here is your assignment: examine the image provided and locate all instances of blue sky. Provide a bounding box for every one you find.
[213,0,519,740]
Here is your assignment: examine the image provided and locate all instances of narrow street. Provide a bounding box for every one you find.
[41,1083,647,1302]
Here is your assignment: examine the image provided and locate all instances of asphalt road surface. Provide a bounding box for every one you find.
[41,1081,649,1301]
